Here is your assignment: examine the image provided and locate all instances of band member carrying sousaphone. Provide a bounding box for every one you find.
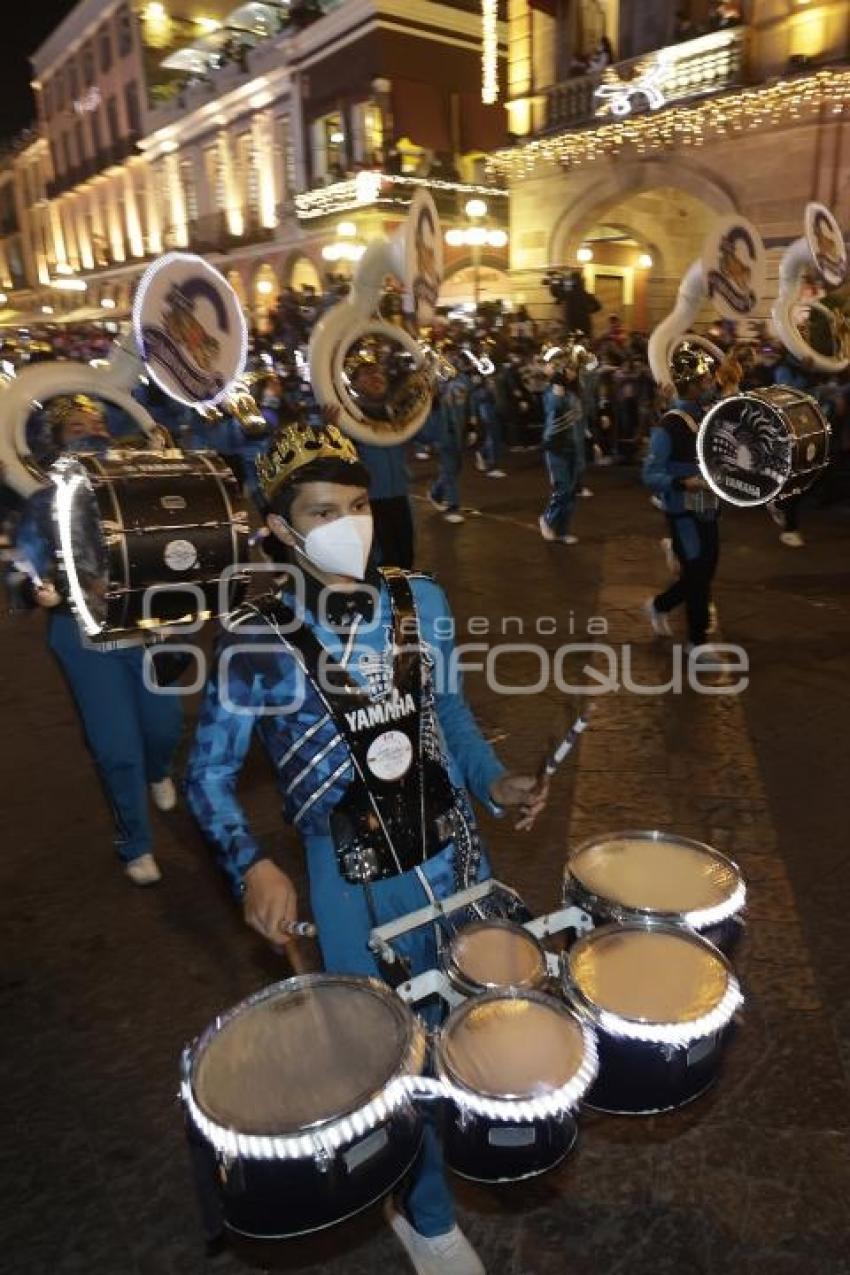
[184,415,549,1273]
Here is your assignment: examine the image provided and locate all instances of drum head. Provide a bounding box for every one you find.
[450,922,546,991]
[439,994,587,1101]
[193,977,415,1135]
[52,458,111,630]
[568,832,740,919]
[698,392,792,506]
[569,926,730,1026]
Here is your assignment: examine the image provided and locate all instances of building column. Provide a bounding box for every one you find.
[49,201,67,271]
[252,110,277,230]
[218,130,243,238]
[124,167,145,258]
[165,152,188,248]
[106,180,126,263]
[74,195,94,271]
[143,164,162,255]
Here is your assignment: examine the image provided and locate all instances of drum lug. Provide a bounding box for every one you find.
[313,1142,334,1174]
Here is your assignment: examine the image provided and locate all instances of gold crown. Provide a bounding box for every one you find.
[256,419,360,500]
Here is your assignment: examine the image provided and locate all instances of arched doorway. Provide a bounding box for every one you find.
[549,177,729,335]
[253,263,279,331]
[441,261,512,309]
[287,254,321,295]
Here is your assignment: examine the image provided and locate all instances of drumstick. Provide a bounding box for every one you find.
[540,704,592,779]
[12,559,45,590]
[277,920,317,939]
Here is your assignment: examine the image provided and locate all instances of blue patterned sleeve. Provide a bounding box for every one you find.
[184,636,267,897]
[417,579,507,808]
[642,424,676,494]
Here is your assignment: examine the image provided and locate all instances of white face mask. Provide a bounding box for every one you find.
[291,513,374,580]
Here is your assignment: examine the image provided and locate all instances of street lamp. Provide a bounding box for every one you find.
[637,252,653,268]
[577,245,593,263]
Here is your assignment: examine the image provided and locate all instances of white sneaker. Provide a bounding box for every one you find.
[444,510,465,524]
[559,533,579,545]
[429,493,449,513]
[474,451,487,472]
[579,487,593,498]
[650,494,664,510]
[385,1202,485,1275]
[780,530,805,548]
[767,502,787,529]
[539,514,557,542]
[644,599,673,638]
[485,468,507,479]
[125,854,162,886]
[150,777,177,811]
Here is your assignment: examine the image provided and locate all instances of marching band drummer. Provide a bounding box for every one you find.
[14,395,184,886]
[184,416,548,1275]
[642,345,722,652]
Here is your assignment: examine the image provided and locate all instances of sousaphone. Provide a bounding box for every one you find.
[309,190,445,445]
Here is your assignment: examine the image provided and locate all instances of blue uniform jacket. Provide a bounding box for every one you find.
[356,442,410,501]
[184,574,506,897]
[542,387,583,450]
[642,397,707,516]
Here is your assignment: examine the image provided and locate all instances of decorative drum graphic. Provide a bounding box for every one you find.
[563,923,742,1115]
[182,975,428,1238]
[444,920,549,997]
[433,990,597,1182]
[51,449,249,639]
[697,385,830,507]
[564,830,746,953]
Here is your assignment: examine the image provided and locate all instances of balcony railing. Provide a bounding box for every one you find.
[162,211,276,255]
[295,171,509,225]
[544,26,747,134]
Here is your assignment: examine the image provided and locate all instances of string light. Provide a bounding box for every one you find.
[481,0,499,105]
[488,67,850,179]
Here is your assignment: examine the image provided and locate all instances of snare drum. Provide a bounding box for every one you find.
[51,448,250,640]
[563,923,742,1115]
[444,920,548,997]
[433,990,597,1182]
[564,830,746,952]
[182,974,427,1238]
[698,385,830,507]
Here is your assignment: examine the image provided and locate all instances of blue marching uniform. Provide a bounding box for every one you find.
[541,383,584,538]
[643,396,721,645]
[15,487,183,866]
[185,570,506,1238]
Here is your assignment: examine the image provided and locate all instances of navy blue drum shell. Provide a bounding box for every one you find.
[440,1104,578,1183]
[192,1108,423,1239]
[585,1022,735,1116]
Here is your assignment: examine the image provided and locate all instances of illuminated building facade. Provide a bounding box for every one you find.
[2,0,511,328]
[493,0,850,330]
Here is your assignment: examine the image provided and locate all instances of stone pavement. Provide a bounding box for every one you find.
[1,456,849,1275]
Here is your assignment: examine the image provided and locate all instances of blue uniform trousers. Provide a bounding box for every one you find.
[48,612,184,862]
[542,449,579,536]
[307,839,486,1238]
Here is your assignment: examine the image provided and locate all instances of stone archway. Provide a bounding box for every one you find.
[284,252,322,294]
[548,164,734,332]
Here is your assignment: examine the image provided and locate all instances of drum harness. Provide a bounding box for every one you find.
[244,568,487,984]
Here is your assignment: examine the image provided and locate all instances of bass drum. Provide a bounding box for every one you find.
[182,974,427,1239]
[697,385,830,507]
[51,449,250,640]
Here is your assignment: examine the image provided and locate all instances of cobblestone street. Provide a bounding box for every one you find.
[2,458,849,1275]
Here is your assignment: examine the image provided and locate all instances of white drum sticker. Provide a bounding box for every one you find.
[367,730,413,782]
[163,538,198,572]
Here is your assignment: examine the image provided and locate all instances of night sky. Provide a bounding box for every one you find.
[1,0,79,139]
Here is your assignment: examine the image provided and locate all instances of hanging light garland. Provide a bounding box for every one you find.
[487,67,849,178]
[481,0,499,105]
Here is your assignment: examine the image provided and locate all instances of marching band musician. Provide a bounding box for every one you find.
[14,395,183,885]
[642,345,722,651]
[184,416,548,1275]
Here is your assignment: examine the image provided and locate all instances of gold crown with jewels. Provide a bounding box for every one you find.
[256,419,360,500]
